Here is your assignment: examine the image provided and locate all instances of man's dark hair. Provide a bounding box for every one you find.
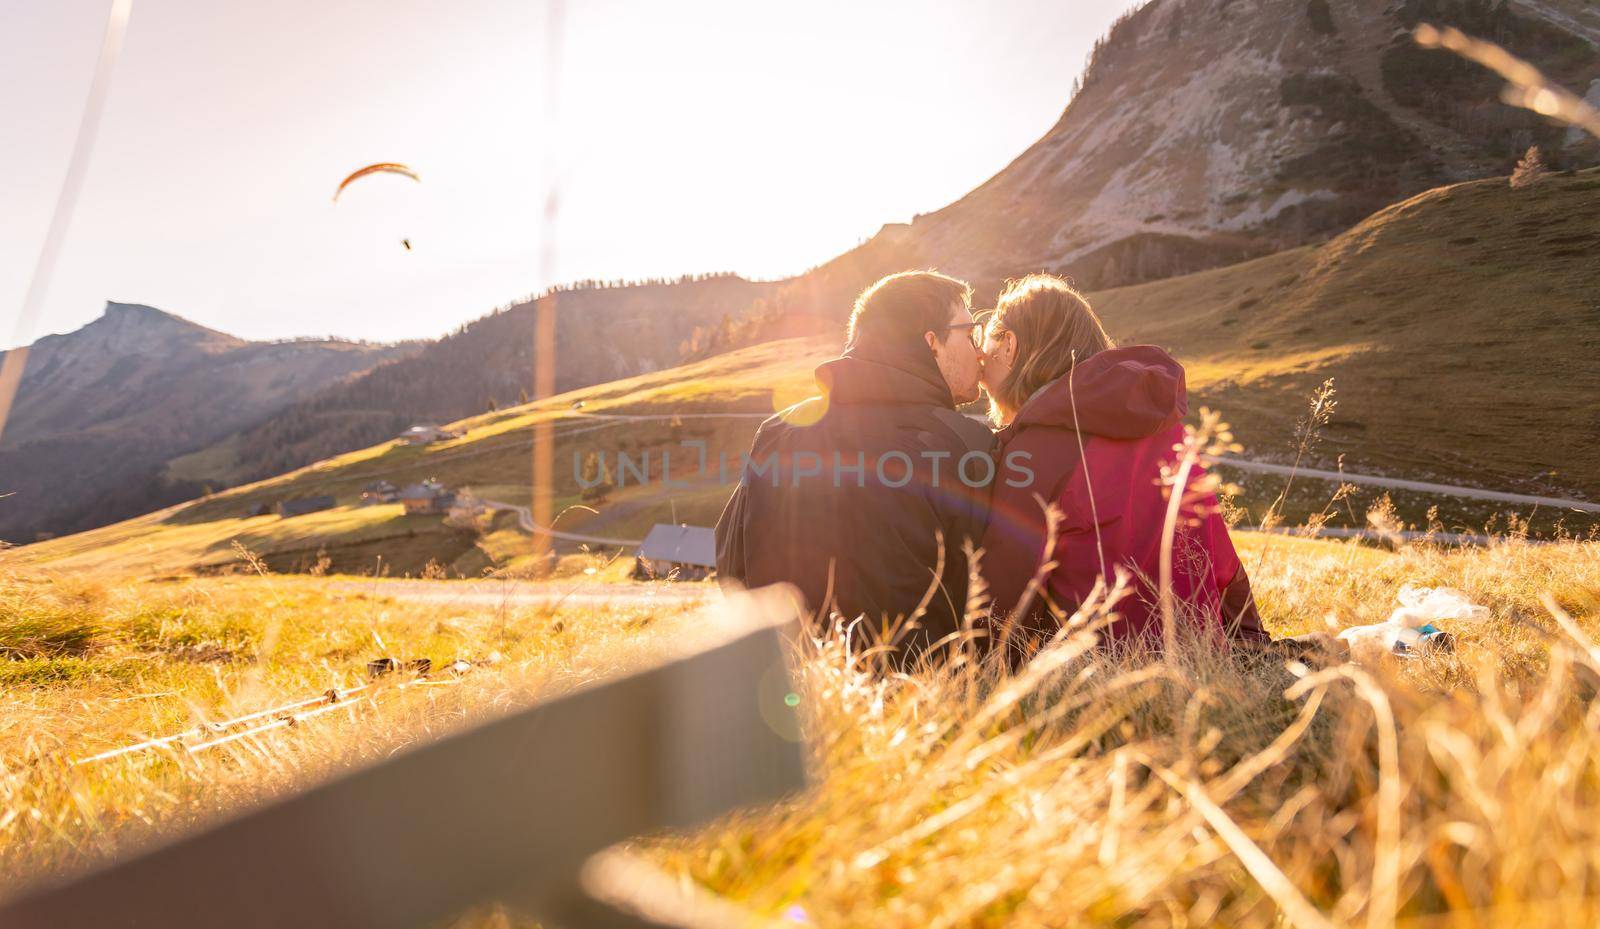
[845,270,972,350]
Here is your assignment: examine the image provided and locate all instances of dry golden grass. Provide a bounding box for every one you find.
[656,536,1600,927]
[4,534,1598,927]
[0,562,712,886]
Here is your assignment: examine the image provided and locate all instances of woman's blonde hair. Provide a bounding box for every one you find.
[985,274,1114,423]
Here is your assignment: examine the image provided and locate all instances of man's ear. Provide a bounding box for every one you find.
[924,331,940,355]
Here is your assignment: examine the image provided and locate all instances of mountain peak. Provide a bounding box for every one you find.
[103,301,170,319]
[98,301,222,333]
[70,301,240,353]
[898,0,1600,292]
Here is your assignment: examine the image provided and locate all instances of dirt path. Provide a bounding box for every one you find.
[340,577,716,609]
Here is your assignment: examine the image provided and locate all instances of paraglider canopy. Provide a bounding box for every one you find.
[332,163,420,202]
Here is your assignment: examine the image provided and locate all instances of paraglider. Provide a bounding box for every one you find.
[331,162,419,202]
[332,163,420,251]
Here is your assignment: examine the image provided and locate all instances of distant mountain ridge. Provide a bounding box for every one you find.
[724,0,1600,340]
[915,0,1599,284]
[0,303,410,542]
[180,274,781,487]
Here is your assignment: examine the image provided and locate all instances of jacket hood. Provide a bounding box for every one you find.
[814,333,954,409]
[1004,344,1186,440]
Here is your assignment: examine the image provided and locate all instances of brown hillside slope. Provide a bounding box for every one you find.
[1092,168,1600,502]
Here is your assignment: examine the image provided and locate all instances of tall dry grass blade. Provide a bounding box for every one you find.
[1067,351,1110,582]
[1158,450,1199,657]
[1150,764,1338,929]
[1542,593,1600,673]
[1288,665,1403,929]
[1212,682,1329,803]
[1415,24,1600,140]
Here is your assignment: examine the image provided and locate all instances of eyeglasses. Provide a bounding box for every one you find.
[941,322,983,349]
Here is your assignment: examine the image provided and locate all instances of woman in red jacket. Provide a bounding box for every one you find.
[977,274,1268,658]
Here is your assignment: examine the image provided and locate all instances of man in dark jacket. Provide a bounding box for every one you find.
[715,271,995,662]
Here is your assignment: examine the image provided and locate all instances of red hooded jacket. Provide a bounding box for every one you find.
[979,345,1267,651]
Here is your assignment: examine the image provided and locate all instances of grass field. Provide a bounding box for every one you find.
[3,533,1598,926]
[1093,167,1600,514]
[0,561,715,884]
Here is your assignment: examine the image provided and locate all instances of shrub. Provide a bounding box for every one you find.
[1510,145,1549,189]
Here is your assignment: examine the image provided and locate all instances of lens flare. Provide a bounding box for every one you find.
[773,382,828,427]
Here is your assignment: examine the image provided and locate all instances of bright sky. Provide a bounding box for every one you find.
[3,0,1138,345]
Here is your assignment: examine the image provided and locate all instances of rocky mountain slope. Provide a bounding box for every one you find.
[0,304,408,542]
[725,0,1600,343]
[911,0,1600,288]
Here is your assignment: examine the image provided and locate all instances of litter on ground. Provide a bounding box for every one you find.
[1338,585,1490,661]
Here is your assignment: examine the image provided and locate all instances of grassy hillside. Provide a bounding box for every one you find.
[1093,167,1600,510]
[13,338,834,576]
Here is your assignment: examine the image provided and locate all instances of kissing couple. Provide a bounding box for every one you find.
[716,270,1270,666]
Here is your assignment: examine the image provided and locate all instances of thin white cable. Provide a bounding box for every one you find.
[1066,350,1110,583]
[0,0,134,446]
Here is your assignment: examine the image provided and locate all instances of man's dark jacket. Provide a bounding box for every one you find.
[714,335,995,658]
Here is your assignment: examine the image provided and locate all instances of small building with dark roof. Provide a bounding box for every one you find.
[399,480,456,515]
[636,524,716,580]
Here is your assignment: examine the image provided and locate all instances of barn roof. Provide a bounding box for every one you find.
[638,524,716,568]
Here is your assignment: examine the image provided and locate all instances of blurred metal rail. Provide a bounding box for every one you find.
[0,588,808,929]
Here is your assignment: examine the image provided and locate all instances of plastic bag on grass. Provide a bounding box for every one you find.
[1390,584,1490,626]
[1339,585,1489,661]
